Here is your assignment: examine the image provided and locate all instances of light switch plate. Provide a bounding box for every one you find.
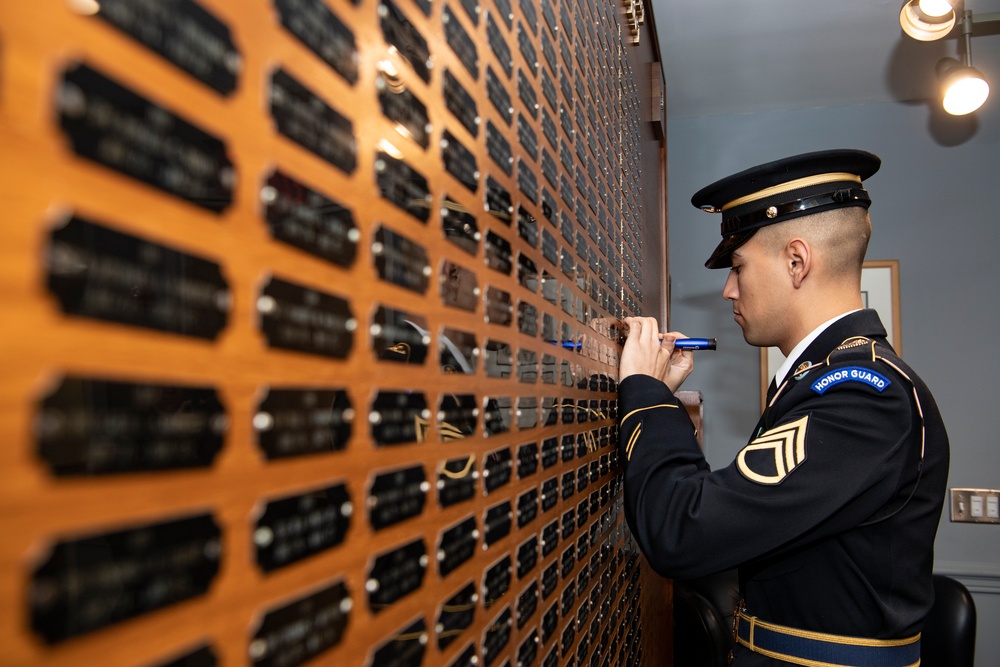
[951,488,1000,524]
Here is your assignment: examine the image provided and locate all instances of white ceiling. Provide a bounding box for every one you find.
[650,0,1000,118]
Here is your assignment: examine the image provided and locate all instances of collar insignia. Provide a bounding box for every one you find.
[737,415,809,485]
[793,362,815,380]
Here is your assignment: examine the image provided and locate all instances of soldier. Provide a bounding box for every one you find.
[618,150,949,666]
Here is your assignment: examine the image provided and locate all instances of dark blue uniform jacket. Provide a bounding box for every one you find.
[617,310,949,664]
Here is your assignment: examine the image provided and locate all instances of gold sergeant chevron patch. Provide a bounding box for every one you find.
[737,415,809,485]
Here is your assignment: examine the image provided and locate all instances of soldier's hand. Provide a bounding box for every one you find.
[659,331,695,393]
[619,317,693,391]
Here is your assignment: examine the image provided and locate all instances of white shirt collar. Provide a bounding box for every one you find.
[773,310,860,387]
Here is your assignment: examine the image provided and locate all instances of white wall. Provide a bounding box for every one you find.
[666,99,1000,663]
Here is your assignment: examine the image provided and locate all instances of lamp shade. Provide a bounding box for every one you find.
[899,0,957,40]
[937,57,990,115]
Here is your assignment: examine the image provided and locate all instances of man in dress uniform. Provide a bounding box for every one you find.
[617,149,949,666]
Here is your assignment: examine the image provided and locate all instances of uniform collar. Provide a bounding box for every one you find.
[778,309,890,386]
[774,310,859,387]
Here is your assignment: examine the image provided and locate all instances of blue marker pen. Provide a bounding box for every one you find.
[667,337,717,350]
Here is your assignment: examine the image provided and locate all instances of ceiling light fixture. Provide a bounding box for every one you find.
[900,0,958,40]
[899,2,999,115]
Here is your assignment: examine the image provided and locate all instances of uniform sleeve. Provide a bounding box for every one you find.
[618,361,916,579]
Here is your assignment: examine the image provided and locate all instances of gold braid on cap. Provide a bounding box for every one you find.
[721,172,862,212]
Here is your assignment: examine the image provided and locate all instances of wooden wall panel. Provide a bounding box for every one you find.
[0,1,667,665]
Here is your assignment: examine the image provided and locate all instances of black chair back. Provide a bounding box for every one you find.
[920,574,977,667]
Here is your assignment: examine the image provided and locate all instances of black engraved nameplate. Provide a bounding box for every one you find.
[376,151,431,222]
[517,489,538,529]
[541,147,558,188]
[440,327,479,374]
[443,69,480,137]
[258,276,354,358]
[379,0,431,82]
[438,455,478,506]
[447,643,479,667]
[482,606,512,666]
[486,12,513,77]
[370,617,428,667]
[517,584,538,630]
[486,121,513,175]
[485,287,512,326]
[517,159,539,203]
[542,518,558,555]
[516,348,538,382]
[152,644,217,667]
[516,396,538,429]
[561,471,575,502]
[47,216,229,338]
[541,187,557,222]
[438,515,478,576]
[541,477,558,512]
[269,68,356,174]
[373,225,430,294]
[441,260,480,312]
[482,555,512,608]
[485,230,513,275]
[560,544,575,581]
[444,4,479,78]
[560,622,575,658]
[249,579,351,667]
[438,582,477,650]
[540,230,558,266]
[441,195,480,255]
[517,207,538,248]
[442,128,480,192]
[262,170,358,268]
[485,339,513,378]
[373,306,430,364]
[378,70,430,149]
[483,446,513,493]
[483,396,512,436]
[254,483,351,571]
[274,0,357,84]
[518,113,538,160]
[30,513,221,643]
[485,175,513,224]
[36,375,224,475]
[561,433,575,461]
[494,0,514,27]
[541,436,558,468]
[94,0,239,94]
[541,602,558,643]
[485,65,513,125]
[254,387,352,459]
[541,560,558,599]
[438,393,477,441]
[517,442,538,478]
[367,538,427,612]
[370,391,428,446]
[368,465,427,530]
[57,64,234,211]
[517,302,539,338]
[483,501,512,547]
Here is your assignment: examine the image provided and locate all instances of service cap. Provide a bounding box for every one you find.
[692,149,881,269]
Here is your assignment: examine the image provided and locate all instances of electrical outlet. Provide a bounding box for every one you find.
[951,488,1000,524]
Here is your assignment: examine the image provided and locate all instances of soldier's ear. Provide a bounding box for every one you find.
[786,238,811,288]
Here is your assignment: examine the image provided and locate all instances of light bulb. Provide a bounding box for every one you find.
[943,73,990,115]
[918,0,954,18]
[900,0,957,40]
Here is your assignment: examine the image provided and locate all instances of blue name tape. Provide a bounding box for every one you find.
[811,366,891,394]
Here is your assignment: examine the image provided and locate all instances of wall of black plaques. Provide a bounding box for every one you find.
[0,0,667,665]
